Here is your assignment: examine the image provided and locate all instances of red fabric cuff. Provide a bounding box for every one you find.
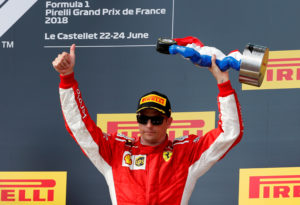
[217,80,234,96]
[59,72,76,88]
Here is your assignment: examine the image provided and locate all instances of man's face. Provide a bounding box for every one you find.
[137,109,172,146]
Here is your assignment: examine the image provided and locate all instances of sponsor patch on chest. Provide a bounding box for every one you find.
[122,151,146,170]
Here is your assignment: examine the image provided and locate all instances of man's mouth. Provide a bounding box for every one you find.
[144,131,156,134]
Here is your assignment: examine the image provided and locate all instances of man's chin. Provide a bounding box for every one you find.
[141,134,158,141]
[143,134,157,139]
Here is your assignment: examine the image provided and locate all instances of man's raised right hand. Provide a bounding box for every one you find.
[52,44,76,76]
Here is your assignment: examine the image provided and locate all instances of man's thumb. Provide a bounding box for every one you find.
[70,44,76,58]
[211,54,217,66]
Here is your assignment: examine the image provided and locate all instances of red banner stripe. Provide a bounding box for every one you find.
[267,63,300,67]
[0,179,56,187]
[269,58,300,62]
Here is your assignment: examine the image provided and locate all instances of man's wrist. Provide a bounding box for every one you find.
[59,72,76,88]
[216,76,230,84]
[217,80,234,96]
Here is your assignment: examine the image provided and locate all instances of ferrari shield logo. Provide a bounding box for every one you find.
[163,151,173,162]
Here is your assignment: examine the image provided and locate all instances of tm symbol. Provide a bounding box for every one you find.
[1,41,14,48]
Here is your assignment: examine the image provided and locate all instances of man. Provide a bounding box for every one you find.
[52,44,243,205]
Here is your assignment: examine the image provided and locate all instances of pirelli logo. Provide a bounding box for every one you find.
[97,112,215,141]
[249,175,300,198]
[140,94,166,106]
[242,50,300,90]
[239,167,300,205]
[0,172,67,204]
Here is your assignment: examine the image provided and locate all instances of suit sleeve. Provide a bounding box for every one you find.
[58,73,115,175]
[188,80,243,178]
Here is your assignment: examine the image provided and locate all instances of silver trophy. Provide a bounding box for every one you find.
[156,37,269,87]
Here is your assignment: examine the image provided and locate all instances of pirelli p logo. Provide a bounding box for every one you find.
[242,50,300,90]
[97,112,215,141]
[0,172,67,204]
[239,167,300,205]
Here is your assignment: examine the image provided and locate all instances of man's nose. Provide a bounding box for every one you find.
[146,119,153,127]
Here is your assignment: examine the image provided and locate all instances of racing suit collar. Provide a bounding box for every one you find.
[137,135,169,154]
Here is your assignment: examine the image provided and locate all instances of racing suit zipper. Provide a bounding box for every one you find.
[146,154,150,205]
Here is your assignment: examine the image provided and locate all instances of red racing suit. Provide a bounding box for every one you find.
[59,73,243,205]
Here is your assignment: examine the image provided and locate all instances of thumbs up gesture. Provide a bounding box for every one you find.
[52,44,76,75]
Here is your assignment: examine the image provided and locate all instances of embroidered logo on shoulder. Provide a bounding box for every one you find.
[173,135,189,142]
[163,151,173,162]
[117,133,129,139]
[193,136,200,143]
[117,133,135,141]
[116,133,135,144]
[103,133,110,141]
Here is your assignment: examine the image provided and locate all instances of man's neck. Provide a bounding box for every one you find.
[140,136,167,146]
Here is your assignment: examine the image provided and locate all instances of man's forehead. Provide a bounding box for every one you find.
[139,109,164,116]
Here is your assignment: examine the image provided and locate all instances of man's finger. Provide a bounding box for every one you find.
[60,60,67,68]
[64,55,71,64]
[211,54,217,66]
[70,44,76,58]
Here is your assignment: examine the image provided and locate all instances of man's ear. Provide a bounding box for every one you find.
[167,117,173,128]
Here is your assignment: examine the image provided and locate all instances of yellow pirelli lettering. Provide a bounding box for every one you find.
[140,94,166,106]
